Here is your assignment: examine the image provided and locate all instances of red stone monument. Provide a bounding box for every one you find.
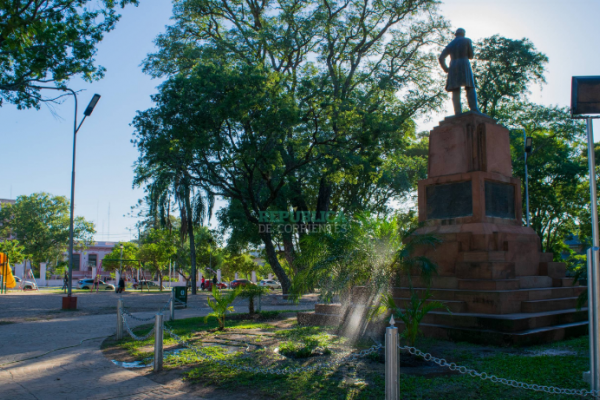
[298,112,587,344]
[400,111,587,344]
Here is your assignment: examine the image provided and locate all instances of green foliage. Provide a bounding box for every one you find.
[499,102,588,258]
[219,252,263,281]
[238,285,268,315]
[134,0,450,294]
[205,285,240,330]
[102,242,139,272]
[384,288,449,346]
[291,212,439,304]
[0,0,138,108]
[0,240,26,264]
[112,313,592,400]
[472,36,548,117]
[0,193,95,268]
[137,228,177,289]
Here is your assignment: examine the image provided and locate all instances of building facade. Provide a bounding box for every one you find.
[67,241,118,280]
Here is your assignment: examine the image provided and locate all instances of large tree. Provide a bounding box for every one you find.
[472,35,548,118]
[102,241,140,277]
[0,0,138,108]
[137,228,177,290]
[0,193,95,270]
[497,102,588,258]
[134,0,449,294]
[134,154,214,294]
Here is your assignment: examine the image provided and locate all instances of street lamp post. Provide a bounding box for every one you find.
[33,88,101,307]
[65,93,101,304]
[523,131,533,227]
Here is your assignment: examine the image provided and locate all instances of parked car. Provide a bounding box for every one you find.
[77,278,115,290]
[203,280,228,290]
[132,280,165,290]
[230,279,255,289]
[14,276,37,290]
[259,279,281,290]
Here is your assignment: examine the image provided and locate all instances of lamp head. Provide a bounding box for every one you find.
[525,137,533,154]
[84,94,101,116]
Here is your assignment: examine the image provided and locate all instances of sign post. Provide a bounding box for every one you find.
[572,76,600,393]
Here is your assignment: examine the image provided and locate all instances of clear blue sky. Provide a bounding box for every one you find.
[1,0,599,242]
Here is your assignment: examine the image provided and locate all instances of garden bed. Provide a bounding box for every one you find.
[103,311,592,399]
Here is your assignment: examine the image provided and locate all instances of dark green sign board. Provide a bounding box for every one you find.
[172,286,187,308]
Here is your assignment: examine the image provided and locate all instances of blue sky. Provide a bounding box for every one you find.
[1,0,599,242]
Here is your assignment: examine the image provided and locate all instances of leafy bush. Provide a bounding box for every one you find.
[384,288,450,346]
[238,285,268,315]
[205,285,240,330]
[291,212,440,307]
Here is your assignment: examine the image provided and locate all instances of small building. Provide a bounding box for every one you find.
[66,241,118,281]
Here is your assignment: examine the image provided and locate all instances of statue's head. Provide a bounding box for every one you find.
[455,28,466,37]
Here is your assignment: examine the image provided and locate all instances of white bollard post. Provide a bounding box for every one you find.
[385,315,399,400]
[154,313,164,372]
[116,299,124,340]
[217,269,221,283]
[235,272,239,280]
[251,271,256,283]
[170,290,175,321]
[39,262,47,286]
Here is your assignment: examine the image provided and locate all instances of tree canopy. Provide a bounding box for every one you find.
[472,35,548,117]
[0,193,95,268]
[133,0,450,293]
[497,102,588,259]
[137,228,177,289]
[102,241,140,272]
[0,0,138,108]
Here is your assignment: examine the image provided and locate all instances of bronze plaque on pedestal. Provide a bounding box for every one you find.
[426,181,472,220]
[485,181,515,219]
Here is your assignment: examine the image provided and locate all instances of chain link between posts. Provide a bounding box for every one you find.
[163,324,382,375]
[122,314,155,341]
[120,298,171,341]
[398,344,598,398]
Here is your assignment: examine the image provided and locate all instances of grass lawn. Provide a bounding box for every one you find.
[104,312,591,400]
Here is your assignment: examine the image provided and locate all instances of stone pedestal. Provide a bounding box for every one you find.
[402,112,587,344]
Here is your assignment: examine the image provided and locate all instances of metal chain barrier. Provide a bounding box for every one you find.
[122,314,156,341]
[398,344,598,398]
[122,298,172,322]
[159,298,172,313]
[163,324,382,375]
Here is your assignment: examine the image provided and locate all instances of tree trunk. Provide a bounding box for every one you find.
[248,296,255,315]
[260,231,291,295]
[159,270,163,291]
[184,184,198,295]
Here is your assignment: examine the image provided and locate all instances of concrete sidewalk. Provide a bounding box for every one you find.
[0,303,313,400]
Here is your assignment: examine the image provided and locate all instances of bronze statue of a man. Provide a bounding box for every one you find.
[439,28,480,115]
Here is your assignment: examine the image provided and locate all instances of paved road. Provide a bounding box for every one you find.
[1,290,317,323]
[0,293,316,400]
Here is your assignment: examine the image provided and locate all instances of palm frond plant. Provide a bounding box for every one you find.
[291,212,440,307]
[383,288,449,346]
[205,285,240,330]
